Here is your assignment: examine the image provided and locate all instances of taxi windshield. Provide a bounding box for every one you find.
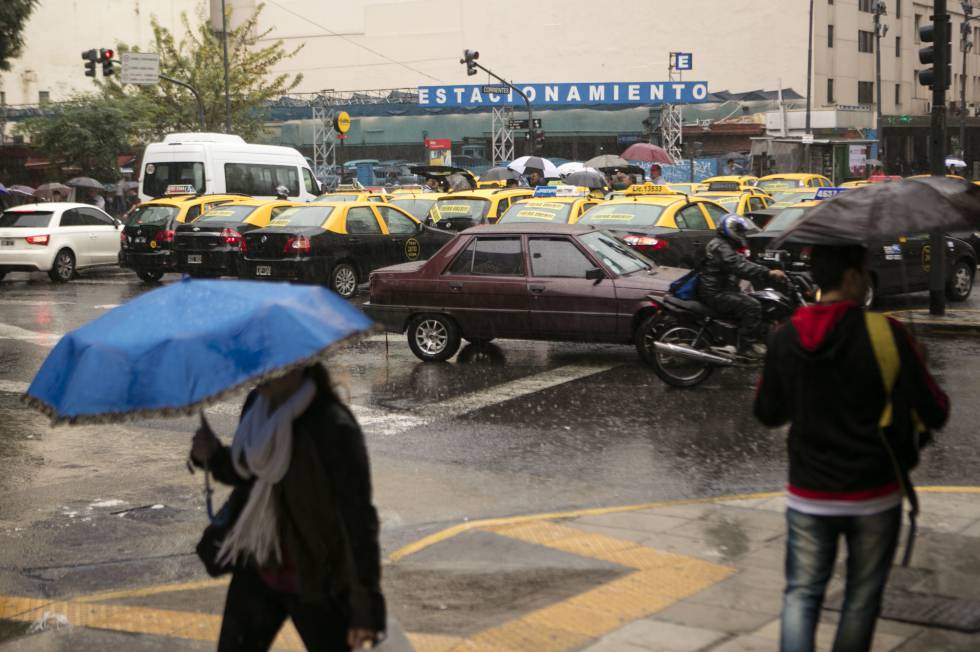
[578,203,666,227]
[430,198,490,224]
[763,207,808,232]
[498,202,573,224]
[769,190,818,208]
[196,204,258,223]
[391,198,437,220]
[580,231,652,274]
[758,178,804,191]
[708,196,739,209]
[317,193,360,202]
[268,206,334,228]
[126,204,179,226]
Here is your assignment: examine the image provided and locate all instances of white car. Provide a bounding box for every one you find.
[0,203,122,283]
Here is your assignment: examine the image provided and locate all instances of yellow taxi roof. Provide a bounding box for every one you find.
[439,189,532,200]
[603,194,687,207]
[701,175,758,184]
[515,196,587,205]
[759,173,824,181]
[695,191,758,198]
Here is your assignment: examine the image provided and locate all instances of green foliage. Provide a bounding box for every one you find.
[0,0,39,71]
[104,3,303,140]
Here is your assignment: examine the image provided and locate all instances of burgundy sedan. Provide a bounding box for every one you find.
[364,223,687,361]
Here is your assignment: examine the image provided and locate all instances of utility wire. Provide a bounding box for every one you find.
[268,1,445,83]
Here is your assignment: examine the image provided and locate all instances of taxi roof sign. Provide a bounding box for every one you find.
[624,182,678,196]
[533,184,587,198]
[164,184,197,195]
[813,187,847,200]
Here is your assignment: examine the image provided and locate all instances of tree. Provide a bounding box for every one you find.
[0,0,39,71]
[105,3,303,140]
[17,92,142,181]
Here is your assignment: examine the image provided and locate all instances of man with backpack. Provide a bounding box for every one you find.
[754,244,949,652]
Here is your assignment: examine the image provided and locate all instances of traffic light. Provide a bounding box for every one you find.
[82,49,98,77]
[918,15,952,90]
[532,130,546,153]
[100,48,114,76]
[460,50,479,76]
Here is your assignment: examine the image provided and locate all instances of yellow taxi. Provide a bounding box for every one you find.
[765,187,822,209]
[119,190,245,282]
[907,174,967,181]
[317,184,390,203]
[496,186,604,225]
[756,173,833,193]
[694,190,770,216]
[173,198,304,277]
[428,188,534,230]
[388,192,446,221]
[577,184,729,267]
[665,182,706,195]
[699,175,760,191]
[239,201,454,298]
[840,180,871,188]
[476,179,508,189]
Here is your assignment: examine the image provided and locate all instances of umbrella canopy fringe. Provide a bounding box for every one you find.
[21,326,379,426]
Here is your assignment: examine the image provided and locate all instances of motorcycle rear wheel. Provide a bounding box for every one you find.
[650,325,715,388]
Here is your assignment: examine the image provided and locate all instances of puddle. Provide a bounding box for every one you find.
[0,619,30,643]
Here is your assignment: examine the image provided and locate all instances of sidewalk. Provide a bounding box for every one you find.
[393,488,980,652]
[884,308,980,336]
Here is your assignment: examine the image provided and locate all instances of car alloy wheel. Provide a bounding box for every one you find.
[415,319,449,355]
[407,314,461,362]
[49,250,75,283]
[332,263,357,298]
[946,262,974,301]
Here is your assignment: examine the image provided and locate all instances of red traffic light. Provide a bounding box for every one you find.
[100,48,114,62]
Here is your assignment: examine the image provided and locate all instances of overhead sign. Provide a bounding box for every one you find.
[418,81,710,108]
[672,52,693,71]
[334,111,351,134]
[120,52,160,85]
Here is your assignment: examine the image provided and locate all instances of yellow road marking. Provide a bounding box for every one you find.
[407,633,466,652]
[74,578,229,603]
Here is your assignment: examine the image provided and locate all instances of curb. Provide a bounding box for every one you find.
[884,309,980,336]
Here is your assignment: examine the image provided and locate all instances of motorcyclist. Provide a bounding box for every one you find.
[698,214,786,357]
[274,185,290,200]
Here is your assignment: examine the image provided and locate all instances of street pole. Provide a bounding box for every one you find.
[805,0,814,172]
[220,0,232,133]
[960,2,976,162]
[874,2,888,166]
[159,74,206,131]
[929,0,949,316]
[470,60,535,156]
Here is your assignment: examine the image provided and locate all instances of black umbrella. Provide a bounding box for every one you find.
[564,169,608,190]
[772,177,980,248]
[408,165,477,190]
[481,166,522,182]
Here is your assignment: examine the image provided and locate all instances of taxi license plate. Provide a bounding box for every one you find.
[187,254,202,264]
[763,251,781,262]
[256,265,272,277]
[1,239,14,247]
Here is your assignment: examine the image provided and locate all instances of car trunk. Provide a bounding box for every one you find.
[175,221,239,252]
[125,223,173,252]
[244,228,316,260]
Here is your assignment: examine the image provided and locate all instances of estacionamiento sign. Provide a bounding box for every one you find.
[417,81,709,108]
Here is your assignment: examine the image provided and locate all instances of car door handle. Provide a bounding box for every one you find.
[529,284,546,294]
[448,281,463,291]
[348,237,361,244]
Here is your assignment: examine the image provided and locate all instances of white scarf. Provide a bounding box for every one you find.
[217,378,317,567]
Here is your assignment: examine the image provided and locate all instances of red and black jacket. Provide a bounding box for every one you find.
[754,302,949,498]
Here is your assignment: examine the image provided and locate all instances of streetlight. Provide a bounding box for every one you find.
[873,1,888,165]
[460,49,537,155]
[960,1,979,164]
[805,0,814,171]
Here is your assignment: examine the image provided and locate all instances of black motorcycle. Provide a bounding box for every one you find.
[636,273,815,388]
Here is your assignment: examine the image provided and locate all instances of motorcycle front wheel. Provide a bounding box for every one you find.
[649,325,715,388]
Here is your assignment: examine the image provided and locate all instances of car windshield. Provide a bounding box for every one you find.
[580,231,652,275]
[317,193,360,202]
[430,198,490,224]
[578,203,666,227]
[769,190,818,208]
[126,204,179,226]
[706,196,739,209]
[0,211,53,228]
[758,178,804,191]
[196,204,258,223]
[390,198,437,220]
[142,161,206,197]
[763,207,808,232]
[498,201,574,224]
[267,206,334,228]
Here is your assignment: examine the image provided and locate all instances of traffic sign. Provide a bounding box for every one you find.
[672,52,693,71]
[507,119,542,130]
[120,52,160,85]
[481,85,511,95]
[801,132,815,145]
[334,111,351,134]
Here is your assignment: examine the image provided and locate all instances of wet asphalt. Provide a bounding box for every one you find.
[0,268,978,604]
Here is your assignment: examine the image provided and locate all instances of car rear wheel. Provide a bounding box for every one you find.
[137,270,165,283]
[330,262,358,299]
[48,249,75,283]
[0,272,6,282]
[407,314,461,362]
[946,261,974,302]
[634,313,669,365]
[864,275,877,308]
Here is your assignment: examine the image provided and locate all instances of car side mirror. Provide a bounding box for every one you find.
[585,267,605,282]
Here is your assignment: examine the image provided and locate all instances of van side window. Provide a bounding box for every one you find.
[224,163,300,197]
[302,168,318,195]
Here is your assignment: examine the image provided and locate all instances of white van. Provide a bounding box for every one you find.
[139,133,320,202]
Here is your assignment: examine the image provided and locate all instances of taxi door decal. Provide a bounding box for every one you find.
[405,237,421,260]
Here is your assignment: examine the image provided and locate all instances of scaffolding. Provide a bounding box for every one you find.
[311,101,338,178]
[491,106,516,164]
[659,55,684,163]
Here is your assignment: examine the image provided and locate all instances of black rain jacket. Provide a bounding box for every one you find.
[698,236,771,297]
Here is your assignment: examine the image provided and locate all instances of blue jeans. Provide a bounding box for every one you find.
[780,507,901,652]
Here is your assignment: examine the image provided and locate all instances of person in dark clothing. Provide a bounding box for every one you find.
[191,364,385,652]
[698,214,786,357]
[755,245,949,652]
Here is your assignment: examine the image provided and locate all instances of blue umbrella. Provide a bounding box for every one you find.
[24,278,374,424]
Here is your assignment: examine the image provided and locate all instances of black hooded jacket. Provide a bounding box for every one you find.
[754,302,949,496]
[698,235,771,296]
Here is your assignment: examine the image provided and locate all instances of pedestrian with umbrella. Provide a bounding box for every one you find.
[23,279,387,651]
[754,177,977,652]
[508,156,559,186]
[67,177,106,210]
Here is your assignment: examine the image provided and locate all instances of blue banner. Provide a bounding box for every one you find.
[417,82,710,108]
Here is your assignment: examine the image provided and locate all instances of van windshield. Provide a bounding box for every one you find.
[143,162,205,197]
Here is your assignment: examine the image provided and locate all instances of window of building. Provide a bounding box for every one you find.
[915,14,922,42]
[858,81,875,105]
[859,0,873,12]
[896,36,901,56]
[829,24,835,47]
[859,30,875,53]
[828,78,835,103]
[38,91,50,104]
[895,83,902,105]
